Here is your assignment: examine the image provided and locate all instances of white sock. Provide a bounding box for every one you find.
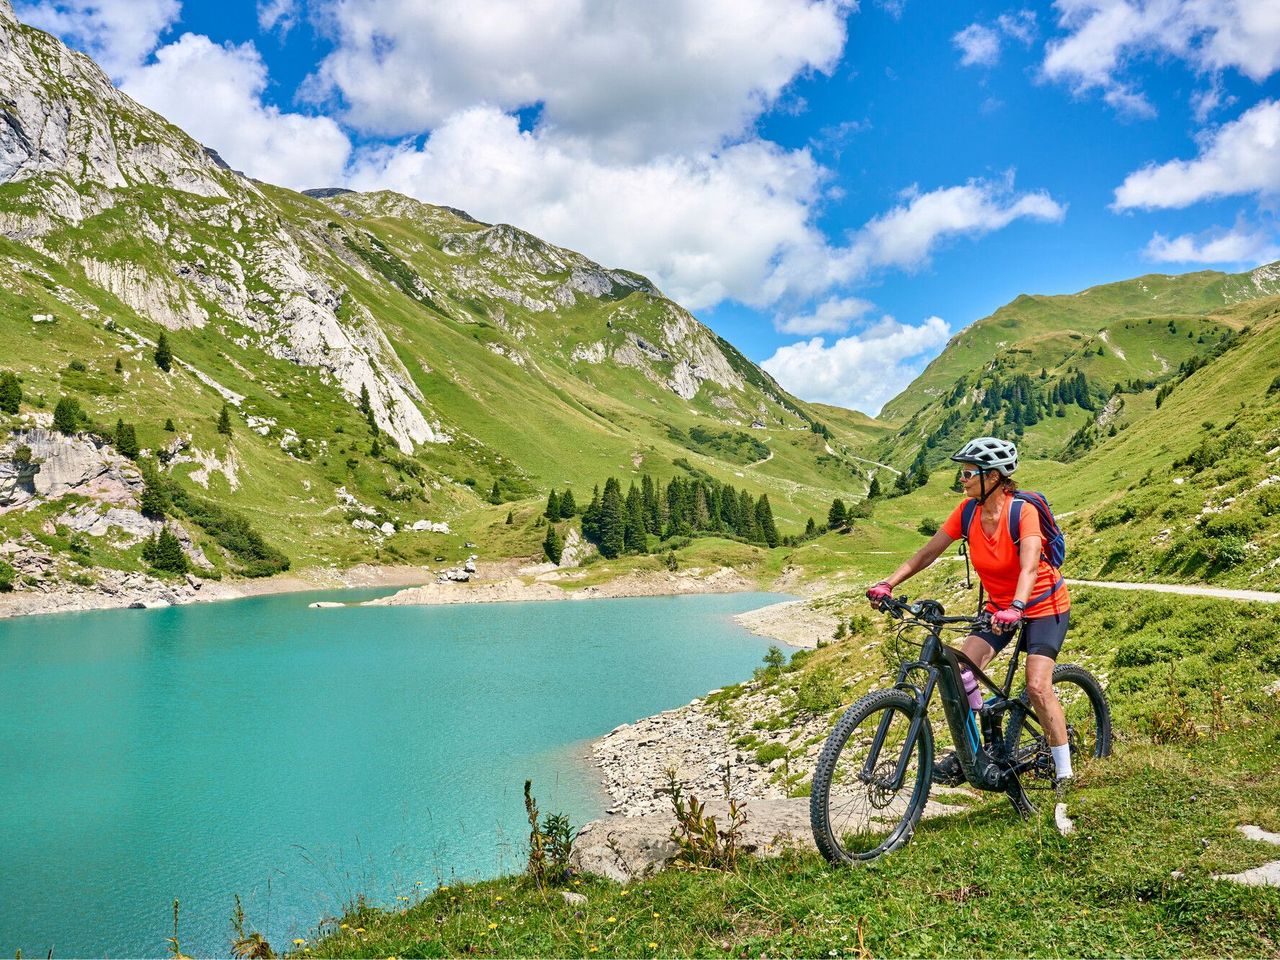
[1051,743,1073,779]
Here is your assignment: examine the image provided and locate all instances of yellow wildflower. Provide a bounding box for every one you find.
[606,916,616,924]
[488,923,498,930]
[649,943,658,950]
[293,939,306,946]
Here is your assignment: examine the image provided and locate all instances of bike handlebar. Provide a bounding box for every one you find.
[873,594,991,629]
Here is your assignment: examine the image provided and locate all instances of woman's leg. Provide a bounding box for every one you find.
[1025,654,1068,747]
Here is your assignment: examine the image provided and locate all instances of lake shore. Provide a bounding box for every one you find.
[0,563,433,620]
[0,558,839,649]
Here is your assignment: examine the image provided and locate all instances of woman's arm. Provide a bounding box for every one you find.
[881,530,956,589]
[1012,534,1042,606]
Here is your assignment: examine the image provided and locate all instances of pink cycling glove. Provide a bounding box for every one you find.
[866,581,893,606]
[993,607,1024,631]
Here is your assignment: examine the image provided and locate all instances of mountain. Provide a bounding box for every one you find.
[0,2,874,589]
[870,262,1280,477]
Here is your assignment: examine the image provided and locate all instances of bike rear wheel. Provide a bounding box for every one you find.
[810,688,933,864]
[1004,663,1111,786]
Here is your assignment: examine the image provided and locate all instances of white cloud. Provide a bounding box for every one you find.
[760,315,952,414]
[1144,224,1279,263]
[16,0,179,77]
[954,24,1001,67]
[257,0,298,34]
[121,34,352,190]
[1114,99,1280,209]
[1043,0,1280,114]
[306,0,854,160]
[997,9,1039,45]
[1191,74,1237,121]
[348,108,828,310]
[775,296,875,335]
[350,117,1064,312]
[843,176,1066,275]
[954,9,1037,67]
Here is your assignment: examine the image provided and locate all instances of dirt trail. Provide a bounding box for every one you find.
[1066,579,1280,604]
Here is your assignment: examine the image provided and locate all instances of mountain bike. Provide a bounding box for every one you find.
[809,595,1112,864]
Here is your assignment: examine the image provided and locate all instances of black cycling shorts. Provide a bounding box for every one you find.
[973,610,1069,660]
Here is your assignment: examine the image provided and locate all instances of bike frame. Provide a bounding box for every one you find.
[861,612,1040,802]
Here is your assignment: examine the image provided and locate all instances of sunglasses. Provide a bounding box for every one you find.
[959,469,986,481]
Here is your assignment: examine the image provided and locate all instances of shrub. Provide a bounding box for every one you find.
[523,780,575,888]
[161,479,289,577]
[0,559,14,591]
[754,743,787,766]
[917,517,939,536]
[794,666,843,713]
[663,771,747,871]
[12,445,33,466]
[142,528,189,574]
[68,359,87,372]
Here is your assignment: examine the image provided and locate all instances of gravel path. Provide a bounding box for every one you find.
[1066,579,1280,604]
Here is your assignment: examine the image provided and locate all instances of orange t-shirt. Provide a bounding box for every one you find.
[941,493,1069,617]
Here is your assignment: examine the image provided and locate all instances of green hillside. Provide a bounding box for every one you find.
[0,11,878,590]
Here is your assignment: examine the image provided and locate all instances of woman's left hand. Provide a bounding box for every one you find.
[992,607,1023,634]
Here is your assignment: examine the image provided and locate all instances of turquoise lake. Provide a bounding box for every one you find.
[0,589,787,957]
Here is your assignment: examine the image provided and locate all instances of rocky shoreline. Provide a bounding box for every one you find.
[0,563,433,619]
[364,563,754,607]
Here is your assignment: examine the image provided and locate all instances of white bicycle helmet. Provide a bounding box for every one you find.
[951,436,1018,477]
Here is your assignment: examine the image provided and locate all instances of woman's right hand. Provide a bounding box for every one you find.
[866,581,893,608]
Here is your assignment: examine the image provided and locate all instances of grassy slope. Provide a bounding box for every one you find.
[297,582,1280,958]
[881,266,1276,424]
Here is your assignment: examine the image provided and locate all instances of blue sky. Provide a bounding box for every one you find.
[15,0,1280,414]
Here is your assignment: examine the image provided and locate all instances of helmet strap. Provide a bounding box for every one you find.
[977,471,998,504]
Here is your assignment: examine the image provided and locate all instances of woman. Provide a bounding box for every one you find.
[865,437,1073,786]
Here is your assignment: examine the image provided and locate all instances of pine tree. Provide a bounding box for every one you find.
[804,517,817,537]
[164,418,176,432]
[545,489,561,520]
[641,475,660,533]
[868,474,881,499]
[755,494,779,548]
[114,419,139,459]
[114,358,123,374]
[139,474,168,519]
[581,485,602,544]
[559,488,577,517]
[543,524,563,564]
[737,489,756,540]
[217,403,232,436]
[154,332,172,372]
[598,478,626,558]
[0,371,20,414]
[625,483,646,553]
[143,527,189,574]
[489,480,502,504]
[827,498,847,531]
[53,396,80,434]
[358,383,378,434]
[370,436,382,457]
[505,510,514,525]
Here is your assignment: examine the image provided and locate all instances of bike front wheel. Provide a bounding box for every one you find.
[1005,663,1112,786]
[810,688,933,864]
